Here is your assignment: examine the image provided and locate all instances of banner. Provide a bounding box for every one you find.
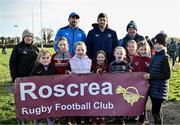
[14,72,148,120]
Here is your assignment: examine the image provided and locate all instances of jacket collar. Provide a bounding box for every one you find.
[92,23,109,32]
[125,33,139,40]
[156,50,165,55]
[68,25,79,30]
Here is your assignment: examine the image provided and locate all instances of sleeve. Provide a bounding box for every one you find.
[30,67,36,76]
[51,64,57,75]
[126,63,131,72]
[112,31,119,49]
[54,29,62,52]
[67,63,71,71]
[81,31,87,42]
[9,47,19,82]
[36,46,39,53]
[173,43,177,51]
[109,63,113,73]
[150,56,171,80]
[119,39,124,47]
[91,63,96,73]
[129,63,133,71]
[32,45,39,53]
[85,31,93,59]
[51,53,56,65]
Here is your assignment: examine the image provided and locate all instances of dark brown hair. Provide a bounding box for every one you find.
[93,50,108,64]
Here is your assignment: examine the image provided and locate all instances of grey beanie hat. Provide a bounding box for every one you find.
[22,29,33,38]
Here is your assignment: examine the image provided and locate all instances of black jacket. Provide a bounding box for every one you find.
[30,64,57,76]
[9,42,39,82]
[120,34,144,47]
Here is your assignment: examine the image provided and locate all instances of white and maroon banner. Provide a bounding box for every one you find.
[14,72,148,120]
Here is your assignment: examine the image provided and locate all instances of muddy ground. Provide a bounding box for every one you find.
[146,100,180,125]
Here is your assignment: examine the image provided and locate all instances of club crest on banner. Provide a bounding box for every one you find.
[116,85,144,106]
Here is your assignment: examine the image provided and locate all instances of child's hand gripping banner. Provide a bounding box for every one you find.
[14,72,148,120]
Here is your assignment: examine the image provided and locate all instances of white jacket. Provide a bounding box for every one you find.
[69,55,92,74]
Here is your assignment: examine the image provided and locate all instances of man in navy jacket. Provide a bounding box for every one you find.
[86,13,119,63]
[54,12,86,54]
[119,20,144,47]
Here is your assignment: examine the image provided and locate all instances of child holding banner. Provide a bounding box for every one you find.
[109,46,129,73]
[125,39,139,123]
[51,36,72,125]
[130,40,151,124]
[51,37,72,74]
[91,50,108,74]
[143,32,171,125]
[125,40,138,63]
[30,49,56,125]
[69,41,92,74]
[91,50,108,125]
[130,40,151,72]
[68,41,92,124]
[109,46,129,125]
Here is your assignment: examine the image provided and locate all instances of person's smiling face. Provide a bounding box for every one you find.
[154,43,164,52]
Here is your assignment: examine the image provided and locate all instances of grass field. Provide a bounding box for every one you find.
[0,48,179,123]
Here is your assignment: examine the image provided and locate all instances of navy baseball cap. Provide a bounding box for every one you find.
[69,12,80,19]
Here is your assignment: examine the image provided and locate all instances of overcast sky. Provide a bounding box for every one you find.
[0,0,180,39]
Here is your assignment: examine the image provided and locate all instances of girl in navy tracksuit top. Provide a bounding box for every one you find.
[143,33,171,125]
[31,49,56,125]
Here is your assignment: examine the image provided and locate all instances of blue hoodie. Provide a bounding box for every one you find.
[86,23,119,62]
[54,25,86,54]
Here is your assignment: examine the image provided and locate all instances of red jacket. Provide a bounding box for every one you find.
[91,62,109,73]
[131,55,151,72]
[51,52,72,74]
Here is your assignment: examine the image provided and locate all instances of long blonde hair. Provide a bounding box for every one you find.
[137,40,151,57]
[35,49,51,65]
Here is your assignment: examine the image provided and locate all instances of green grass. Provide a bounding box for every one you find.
[0,93,16,123]
[0,48,180,123]
[168,65,180,101]
[0,49,12,84]
[0,48,55,124]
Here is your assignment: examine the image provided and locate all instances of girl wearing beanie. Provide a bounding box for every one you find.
[143,32,171,125]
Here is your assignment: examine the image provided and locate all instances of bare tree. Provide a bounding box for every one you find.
[40,28,54,44]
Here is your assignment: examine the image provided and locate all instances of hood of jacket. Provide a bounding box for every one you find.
[91,23,109,32]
